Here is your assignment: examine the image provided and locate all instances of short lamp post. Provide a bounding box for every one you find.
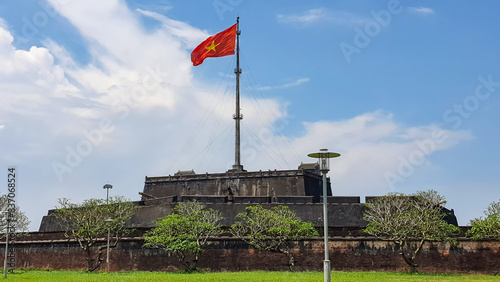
[308,149,340,282]
[105,218,113,273]
[1,211,8,279]
[103,184,113,204]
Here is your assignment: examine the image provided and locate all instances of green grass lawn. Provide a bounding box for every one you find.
[3,270,500,281]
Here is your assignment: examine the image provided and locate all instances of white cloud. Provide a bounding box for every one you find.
[257,78,310,91]
[0,26,80,118]
[277,8,367,27]
[46,0,193,89]
[277,8,328,24]
[0,18,7,29]
[244,111,472,197]
[133,2,173,14]
[408,7,435,15]
[135,9,209,48]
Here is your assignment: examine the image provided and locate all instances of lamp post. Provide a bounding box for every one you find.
[103,184,113,204]
[105,218,113,273]
[103,184,113,273]
[308,149,340,282]
[1,211,8,279]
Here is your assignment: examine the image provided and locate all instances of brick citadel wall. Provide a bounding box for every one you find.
[6,230,500,273]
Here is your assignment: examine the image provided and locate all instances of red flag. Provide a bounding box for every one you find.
[191,24,237,66]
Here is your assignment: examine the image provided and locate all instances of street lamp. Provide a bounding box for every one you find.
[1,211,9,279]
[103,184,113,204]
[308,148,340,282]
[103,183,113,273]
[105,218,113,273]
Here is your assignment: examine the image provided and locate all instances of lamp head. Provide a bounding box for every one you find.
[307,148,340,172]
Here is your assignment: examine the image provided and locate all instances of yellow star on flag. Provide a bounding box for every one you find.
[205,40,220,53]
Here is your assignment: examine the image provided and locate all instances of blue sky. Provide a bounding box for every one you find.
[1,0,499,230]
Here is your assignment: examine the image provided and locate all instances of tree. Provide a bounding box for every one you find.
[55,196,136,271]
[485,199,500,216]
[363,190,459,273]
[0,194,30,236]
[467,199,500,240]
[143,201,223,271]
[230,205,319,271]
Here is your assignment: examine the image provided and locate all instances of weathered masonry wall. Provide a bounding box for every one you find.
[39,202,368,232]
[39,199,457,232]
[142,169,330,201]
[6,232,500,273]
[129,202,368,228]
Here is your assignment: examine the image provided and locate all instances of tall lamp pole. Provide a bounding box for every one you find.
[103,184,113,204]
[103,184,113,273]
[308,149,340,282]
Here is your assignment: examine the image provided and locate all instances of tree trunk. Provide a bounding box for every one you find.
[400,252,417,273]
[85,247,94,272]
[178,251,198,272]
[287,253,295,271]
[85,245,104,272]
[191,251,199,272]
[280,250,295,271]
[399,240,424,273]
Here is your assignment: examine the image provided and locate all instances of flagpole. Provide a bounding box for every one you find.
[232,17,244,172]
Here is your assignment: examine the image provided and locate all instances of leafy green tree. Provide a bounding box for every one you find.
[143,201,223,271]
[363,190,459,273]
[55,196,136,271]
[467,199,500,240]
[0,194,30,236]
[231,205,319,271]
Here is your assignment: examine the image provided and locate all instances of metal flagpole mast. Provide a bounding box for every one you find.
[232,17,244,172]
